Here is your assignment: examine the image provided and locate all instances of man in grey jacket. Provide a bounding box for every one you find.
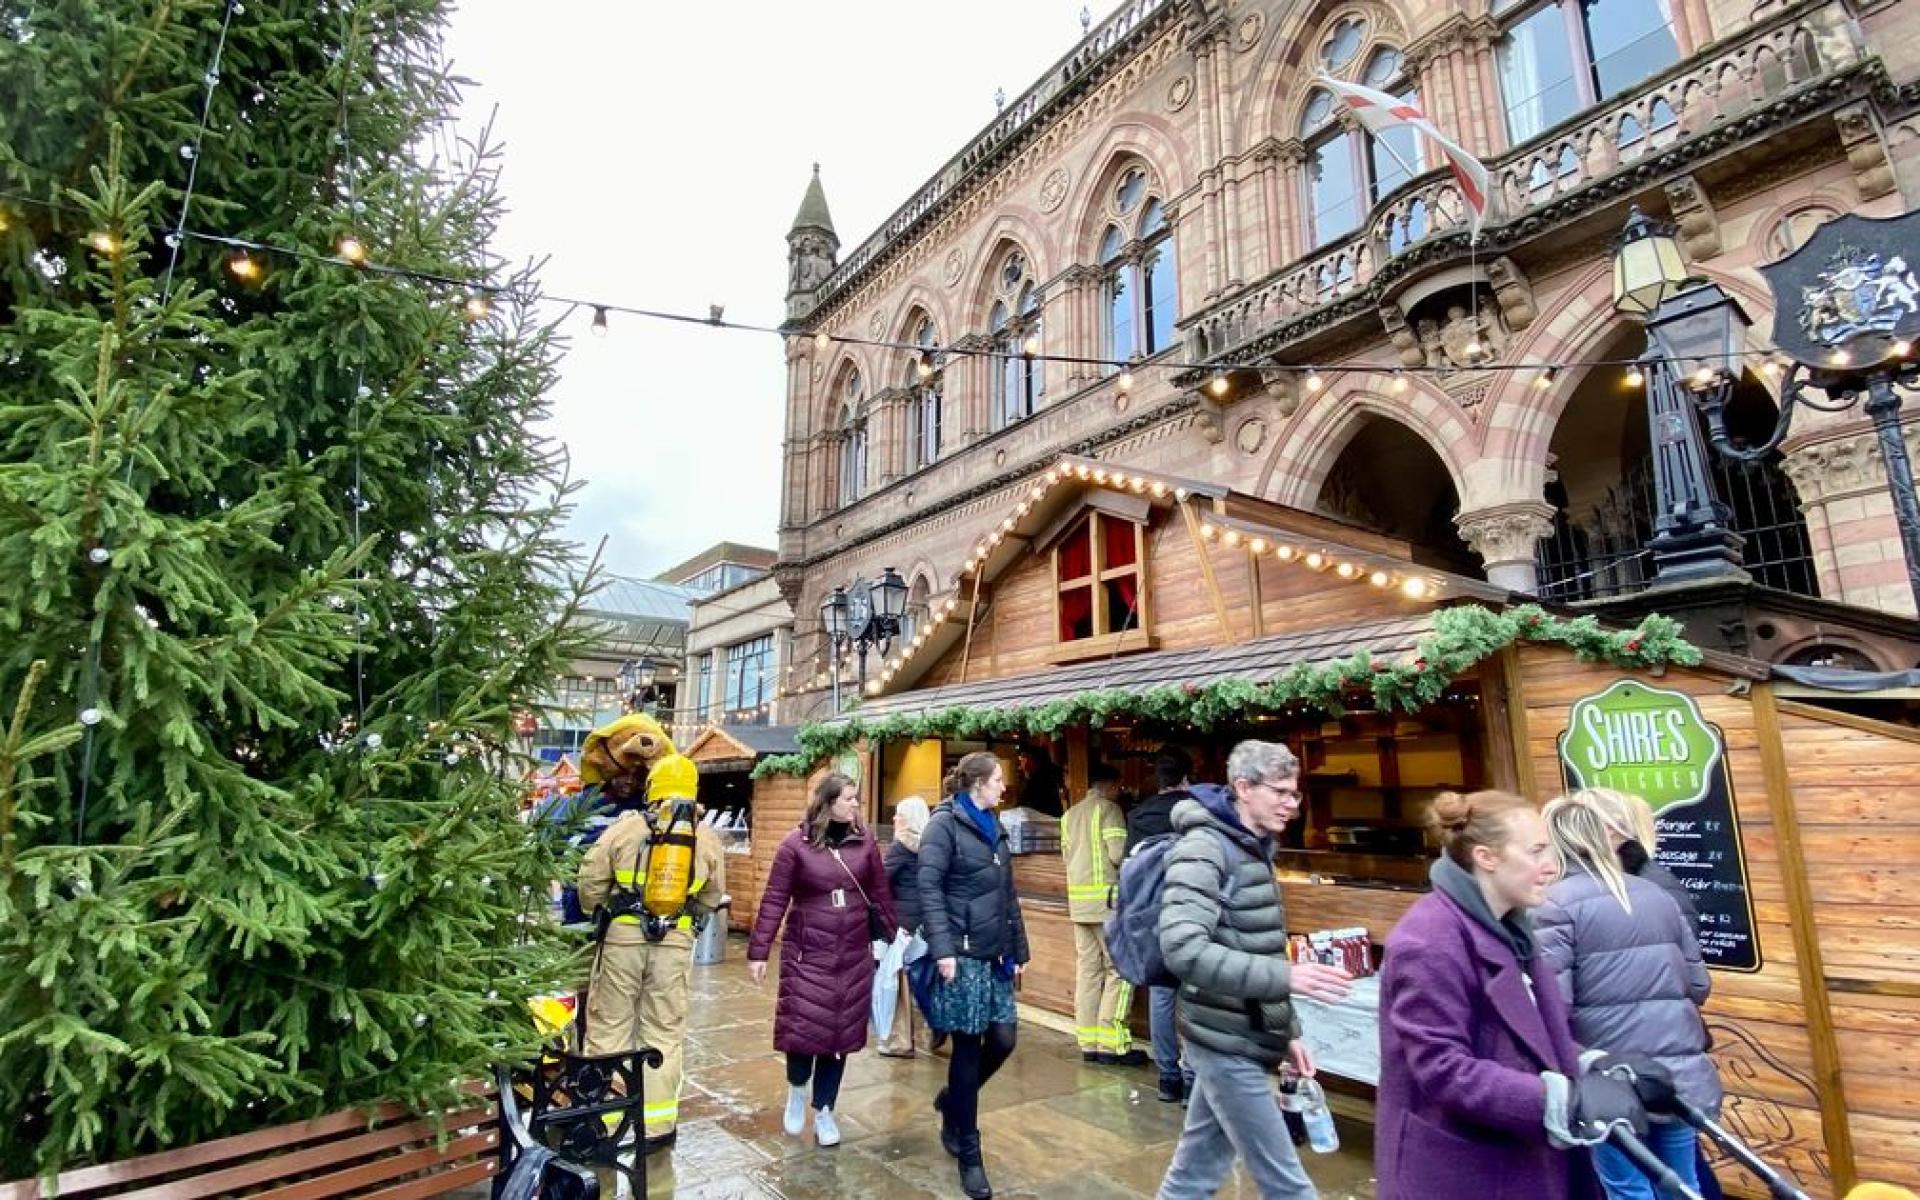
[1155,740,1353,1200]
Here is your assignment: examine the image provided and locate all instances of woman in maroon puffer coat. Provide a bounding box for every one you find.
[748,772,898,1146]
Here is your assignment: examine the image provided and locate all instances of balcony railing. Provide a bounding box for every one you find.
[808,0,1172,312]
[1188,0,1868,361]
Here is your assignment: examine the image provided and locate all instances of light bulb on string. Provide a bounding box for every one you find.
[916,352,936,380]
[462,293,492,322]
[1894,339,1913,358]
[1208,370,1230,398]
[1533,366,1558,390]
[1117,369,1134,392]
[227,250,261,282]
[1304,369,1324,393]
[1022,333,1040,358]
[336,235,367,265]
[1390,371,1410,395]
[591,306,609,337]
[89,231,120,256]
[1624,365,1645,388]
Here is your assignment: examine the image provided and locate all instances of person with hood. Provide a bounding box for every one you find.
[920,752,1030,1200]
[1536,794,1719,1200]
[1377,789,1648,1200]
[747,773,898,1148]
[1127,748,1199,1103]
[1154,740,1354,1200]
[878,795,932,1058]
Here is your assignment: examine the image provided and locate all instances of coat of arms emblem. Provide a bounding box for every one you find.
[1798,243,1920,346]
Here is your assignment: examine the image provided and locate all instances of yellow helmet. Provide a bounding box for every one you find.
[1846,1187,1920,1200]
[646,753,700,803]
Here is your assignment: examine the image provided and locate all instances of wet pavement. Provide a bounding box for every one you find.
[558,934,1380,1199]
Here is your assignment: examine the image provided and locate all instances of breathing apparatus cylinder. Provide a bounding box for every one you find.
[643,798,698,918]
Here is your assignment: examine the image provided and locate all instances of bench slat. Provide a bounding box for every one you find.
[111,1108,494,1200]
[355,1157,495,1200]
[0,1106,414,1199]
[247,1129,499,1200]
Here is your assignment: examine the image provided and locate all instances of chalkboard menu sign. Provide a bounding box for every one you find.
[1557,680,1761,972]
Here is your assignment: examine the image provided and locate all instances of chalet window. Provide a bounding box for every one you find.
[1055,511,1147,644]
[1497,0,1680,144]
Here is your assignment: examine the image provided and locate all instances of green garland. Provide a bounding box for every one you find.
[752,603,1701,779]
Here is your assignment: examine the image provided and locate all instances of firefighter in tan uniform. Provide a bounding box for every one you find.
[578,751,726,1151]
[1060,767,1147,1065]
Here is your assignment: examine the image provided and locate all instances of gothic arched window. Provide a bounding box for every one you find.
[908,317,943,471]
[990,251,1045,428]
[837,370,866,508]
[1302,46,1422,249]
[1099,168,1178,370]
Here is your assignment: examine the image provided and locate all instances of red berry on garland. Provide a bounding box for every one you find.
[1413,658,1428,672]
[1371,662,1388,673]
[1182,683,1200,695]
[1626,639,1643,653]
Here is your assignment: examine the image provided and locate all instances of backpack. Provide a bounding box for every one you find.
[1104,824,1232,988]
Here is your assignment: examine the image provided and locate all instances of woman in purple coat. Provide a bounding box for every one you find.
[1377,790,1643,1200]
[748,773,898,1147]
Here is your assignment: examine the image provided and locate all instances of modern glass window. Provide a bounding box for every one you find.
[990,253,1045,429]
[1497,0,1680,144]
[1302,47,1423,250]
[908,317,942,470]
[696,652,714,717]
[723,635,774,715]
[837,370,866,508]
[1099,171,1178,370]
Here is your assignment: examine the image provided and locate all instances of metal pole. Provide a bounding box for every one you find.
[1863,371,1920,614]
[855,641,870,696]
[829,638,842,715]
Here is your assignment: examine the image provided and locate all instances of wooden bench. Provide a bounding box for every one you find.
[0,1099,499,1200]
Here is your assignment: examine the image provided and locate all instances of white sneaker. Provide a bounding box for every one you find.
[813,1106,841,1147]
[783,1085,807,1136]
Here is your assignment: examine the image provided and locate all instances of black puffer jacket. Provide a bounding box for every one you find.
[884,839,924,935]
[917,801,1030,964]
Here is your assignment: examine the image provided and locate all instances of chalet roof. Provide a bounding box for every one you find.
[837,613,1439,725]
[685,724,802,773]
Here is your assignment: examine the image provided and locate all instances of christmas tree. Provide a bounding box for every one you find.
[0,0,587,1177]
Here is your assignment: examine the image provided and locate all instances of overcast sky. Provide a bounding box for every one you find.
[445,2,1119,580]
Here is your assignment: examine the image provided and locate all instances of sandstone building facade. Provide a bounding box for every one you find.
[774,0,1920,699]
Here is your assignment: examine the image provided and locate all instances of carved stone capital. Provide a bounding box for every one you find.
[1260,369,1300,417]
[1379,303,1425,368]
[1455,501,1556,567]
[1835,102,1895,202]
[1780,425,1920,502]
[1487,257,1537,332]
[1663,175,1721,261]
[1191,389,1227,443]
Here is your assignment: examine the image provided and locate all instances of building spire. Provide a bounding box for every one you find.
[790,163,836,237]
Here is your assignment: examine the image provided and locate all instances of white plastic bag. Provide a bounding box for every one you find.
[871,928,912,1036]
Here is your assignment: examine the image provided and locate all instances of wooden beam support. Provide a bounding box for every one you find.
[957,568,985,685]
[1751,682,1857,1195]
[1179,499,1236,643]
[1247,546,1265,639]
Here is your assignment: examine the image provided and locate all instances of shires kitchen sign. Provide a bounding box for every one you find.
[1558,680,1761,971]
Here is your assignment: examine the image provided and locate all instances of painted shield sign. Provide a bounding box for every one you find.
[1759,209,1920,370]
[1559,680,1760,971]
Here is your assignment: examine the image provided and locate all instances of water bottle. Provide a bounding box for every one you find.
[1298,1078,1340,1154]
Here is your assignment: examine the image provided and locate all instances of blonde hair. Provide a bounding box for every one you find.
[1544,794,1634,911]
[1428,790,1537,871]
[893,795,931,852]
[1575,787,1660,852]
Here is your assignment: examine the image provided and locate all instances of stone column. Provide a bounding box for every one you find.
[1455,501,1556,594]
[1780,424,1920,618]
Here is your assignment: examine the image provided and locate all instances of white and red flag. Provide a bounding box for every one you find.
[1316,74,1492,240]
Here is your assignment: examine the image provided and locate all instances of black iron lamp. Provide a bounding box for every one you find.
[1611,206,1691,319]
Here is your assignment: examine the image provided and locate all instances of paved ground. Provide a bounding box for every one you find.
[530,933,1380,1199]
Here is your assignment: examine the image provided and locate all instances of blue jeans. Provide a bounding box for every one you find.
[1149,986,1192,1084]
[1592,1121,1700,1200]
[1156,1041,1318,1200]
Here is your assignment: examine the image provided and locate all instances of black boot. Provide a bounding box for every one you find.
[956,1133,992,1200]
[1157,1074,1184,1103]
[933,1088,960,1158]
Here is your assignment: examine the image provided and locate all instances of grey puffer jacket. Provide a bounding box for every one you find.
[1157,787,1300,1067]
[1535,864,1722,1117]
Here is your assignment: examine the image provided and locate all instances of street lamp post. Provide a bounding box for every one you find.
[819,567,911,712]
[1611,207,1749,583]
[1749,210,1920,614]
[618,656,658,715]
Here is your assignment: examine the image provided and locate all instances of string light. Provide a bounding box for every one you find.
[88,231,120,256]
[1829,348,1851,366]
[1335,561,1359,579]
[1369,569,1391,587]
[227,250,261,282]
[1692,366,1716,388]
[1400,578,1429,599]
[591,306,609,337]
[916,351,936,380]
[1304,369,1324,393]
[336,234,367,265]
[1625,365,1645,388]
[1533,366,1557,390]
[1895,340,1912,358]
[1022,333,1040,358]
[1390,371,1409,395]
[462,293,492,321]
[814,330,832,353]
[1117,369,1134,392]
[1303,552,1326,570]
[1209,370,1229,398]
[1274,544,1297,561]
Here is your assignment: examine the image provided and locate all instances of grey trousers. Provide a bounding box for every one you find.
[1155,1040,1319,1200]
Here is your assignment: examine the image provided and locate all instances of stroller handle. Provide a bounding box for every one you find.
[1665,1097,1813,1200]
[1607,1126,1705,1200]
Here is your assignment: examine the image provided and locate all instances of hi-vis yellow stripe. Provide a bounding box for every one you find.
[1067,883,1111,901]
[611,874,706,925]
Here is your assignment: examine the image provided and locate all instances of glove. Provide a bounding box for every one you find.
[1570,1068,1648,1142]
[1592,1052,1678,1117]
